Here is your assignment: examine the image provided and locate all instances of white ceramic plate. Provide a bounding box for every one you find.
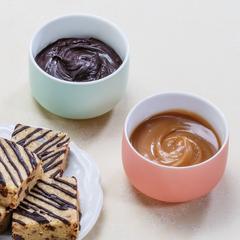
[0,124,103,240]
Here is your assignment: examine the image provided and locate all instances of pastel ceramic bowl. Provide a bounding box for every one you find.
[122,92,229,202]
[29,14,129,119]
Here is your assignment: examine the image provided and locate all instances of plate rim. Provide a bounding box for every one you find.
[72,143,103,239]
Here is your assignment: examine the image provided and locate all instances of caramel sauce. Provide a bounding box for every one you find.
[130,110,221,167]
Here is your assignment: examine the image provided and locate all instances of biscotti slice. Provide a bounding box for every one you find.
[0,138,43,208]
[12,124,70,178]
[0,206,11,233]
[12,176,81,240]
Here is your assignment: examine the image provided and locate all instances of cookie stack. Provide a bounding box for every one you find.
[0,124,81,240]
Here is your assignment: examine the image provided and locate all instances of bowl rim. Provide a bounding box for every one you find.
[124,91,229,170]
[29,13,130,86]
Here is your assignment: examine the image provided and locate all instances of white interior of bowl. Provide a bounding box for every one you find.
[125,92,228,146]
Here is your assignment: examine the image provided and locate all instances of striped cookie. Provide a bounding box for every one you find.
[0,138,43,208]
[12,176,81,240]
[0,206,11,233]
[12,124,70,178]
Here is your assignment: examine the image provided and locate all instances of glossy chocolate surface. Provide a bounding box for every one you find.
[35,38,122,82]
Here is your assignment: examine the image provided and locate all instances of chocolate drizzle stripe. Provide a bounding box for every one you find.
[24,199,70,225]
[16,206,49,224]
[30,187,77,210]
[0,171,6,187]
[50,169,63,178]
[0,142,23,182]
[33,135,59,154]
[21,201,36,211]
[5,140,30,176]
[43,160,63,173]
[12,218,26,226]
[17,128,42,145]
[39,150,54,158]
[54,177,77,190]
[56,138,70,147]
[35,185,76,209]
[25,150,37,169]
[0,155,18,187]
[43,152,64,167]
[41,149,66,161]
[12,125,30,137]
[15,123,21,129]
[23,130,52,147]
[37,136,66,155]
[28,192,69,210]
[38,179,77,198]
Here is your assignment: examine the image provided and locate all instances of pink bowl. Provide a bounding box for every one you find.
[122,92,229,202]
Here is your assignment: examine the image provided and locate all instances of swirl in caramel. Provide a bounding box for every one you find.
[130,111,220,167]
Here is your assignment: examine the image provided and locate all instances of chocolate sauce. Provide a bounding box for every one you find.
[35,38,122,82]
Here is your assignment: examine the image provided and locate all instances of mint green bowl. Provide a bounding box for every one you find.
[29,14,129,119]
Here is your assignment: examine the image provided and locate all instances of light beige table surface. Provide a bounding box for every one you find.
[0,0,240,239]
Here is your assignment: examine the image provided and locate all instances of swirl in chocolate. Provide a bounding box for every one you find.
[35,38,122,82]
[130,111,220,167]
